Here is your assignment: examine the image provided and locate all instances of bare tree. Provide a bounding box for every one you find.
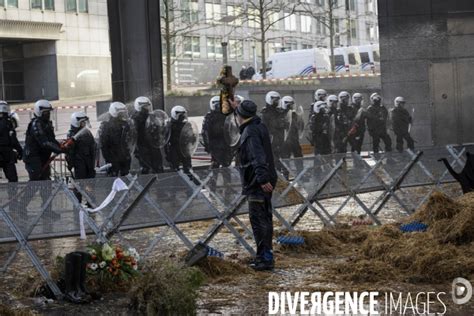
[161,0,213,90]
[244,0,300,79]
[297,0,345,72]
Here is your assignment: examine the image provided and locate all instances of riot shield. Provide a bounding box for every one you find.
[146,110,170,149]
[292,105,305,140]
[179,121,199,158]
[224,113,241,147]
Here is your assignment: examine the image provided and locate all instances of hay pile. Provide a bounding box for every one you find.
[286,192,474,284]
[279,227,370,256]
[412,192,474,245]
[197,257,254,280]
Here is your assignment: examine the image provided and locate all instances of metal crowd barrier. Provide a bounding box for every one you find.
[0,145,470,299]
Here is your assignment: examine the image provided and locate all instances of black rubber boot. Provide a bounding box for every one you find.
[64,253,85,304]
[76,252,96,301]
[71,252,89,303]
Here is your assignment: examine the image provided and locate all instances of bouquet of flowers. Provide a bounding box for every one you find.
[86,243,140,284]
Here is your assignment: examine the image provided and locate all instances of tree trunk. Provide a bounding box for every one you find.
[259,4,266,79]
[328,4,335,73]
[164,1,172,91]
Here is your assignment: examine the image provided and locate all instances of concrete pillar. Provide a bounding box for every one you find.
[107,0,165,110]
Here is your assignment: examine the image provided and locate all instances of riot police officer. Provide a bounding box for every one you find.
[0,101,23,182]
[333,91,357,153]
[366,93,392,153]
[66,112,96,204]
[314,89,327,102]
[165,106,193,175]
[24,100,63,181]
[280,96,303,160]
[202,96,233,168]
[348,93,366,154]
[309,89,328,121]
[131,96,164,174]
[309,101,331,155]
[390,96,415,152]
[66,112,96,180]
[99,102,133,176]
[261,91,289,176]
[327,94,338,114]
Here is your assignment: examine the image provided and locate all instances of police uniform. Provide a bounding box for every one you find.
[99,118,132,176]
[366,104,392,153]
[0,115,22,182]
[24,117,62,181]
[132,109,164,174]
[202,110,233,168]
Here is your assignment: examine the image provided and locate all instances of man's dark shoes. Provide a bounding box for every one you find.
[250,259,274,271]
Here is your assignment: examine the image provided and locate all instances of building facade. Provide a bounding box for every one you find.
[163,0,379,85]
[378,0,474,146]
[0,0,111,102]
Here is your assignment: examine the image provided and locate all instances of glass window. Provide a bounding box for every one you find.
[206,37,222,59]
[284,13,296,31]
[334,55,344,66]
[207,37,213,58]
[66,0,76,12]
[78,0,88,13]
[32,0,54,10]
[286,42,297,51]
[44,0,54,10]
[349,0,355,11]
[182,0,199,23]
[359,52,370,63]
[226,5,242,26]
[162,37,176,57]
[269,11,279,30]
[351,19,357,39]
[7,0,18,7]
[316,20,321,34]
[229,39,243,59]
[373,50,380,62]
[0,0,4,6]
[31,0,42,9]
[301,15,311,33]
[268,42,282,55]
[265,61,272,72]
[205,3,221,24]
[184,36,201,58]
[302,44,313,49]
[248,8,259,28]
[348,53,356,65]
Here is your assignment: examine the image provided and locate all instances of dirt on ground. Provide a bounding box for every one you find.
[1,188,474,315]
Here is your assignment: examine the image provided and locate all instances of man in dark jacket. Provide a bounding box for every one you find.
[66,112,96,203]
[261,91,289,177]
[24,100,63,181]
[348,93,366,154]
[24,100,63,219]
[309,101,331,155]
[0,101,23,182]
[366,93,392,153]
[132,96,164,174]
[236,99,277,271]
[280,96,303,160]
[333,91,357,153]
[99,102,133,177]
[202,96,233,168]
[390,96,414,152]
